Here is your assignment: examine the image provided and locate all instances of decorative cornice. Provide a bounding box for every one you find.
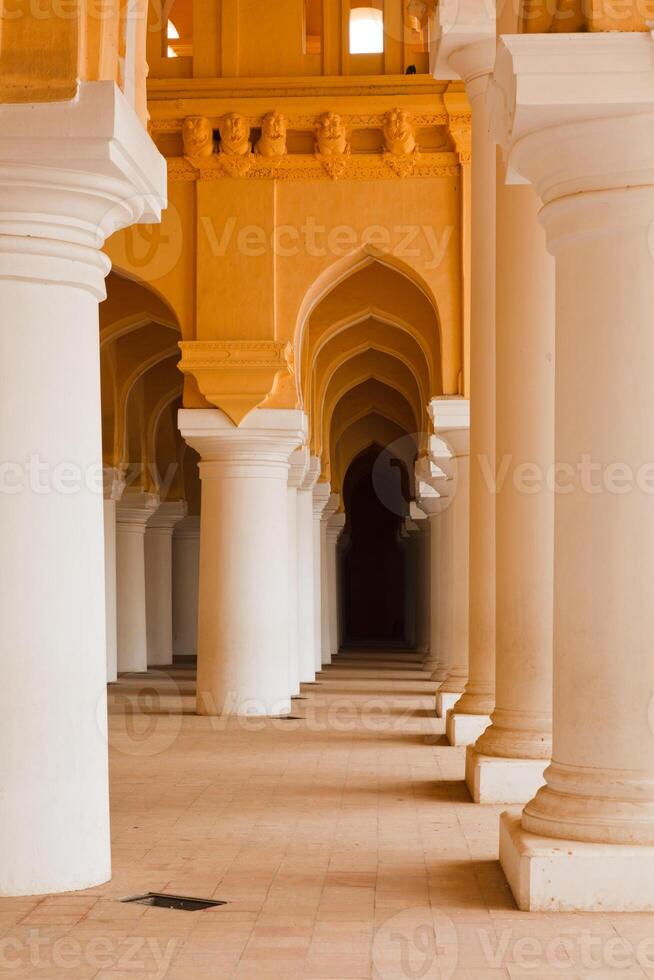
[168,152,459,182]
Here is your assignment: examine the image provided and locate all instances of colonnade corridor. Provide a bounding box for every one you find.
[3,655,654,978]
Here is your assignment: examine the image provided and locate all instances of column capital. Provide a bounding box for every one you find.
[490,33,654,206]
[321,493,340,525]
[178,408,307,477]
[428,397,470,459]
[174,515,201,540]
[0,81,166,299]
[326,512,346,542]
[288,446,310,489]
[147,500,188,532]
[103,467,126,502]
[116,491,160,530]
[301,454,321,492]
[312,481,332,518]
[432,0,495,93]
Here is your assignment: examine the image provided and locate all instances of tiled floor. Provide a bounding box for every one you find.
[2,651,654,978]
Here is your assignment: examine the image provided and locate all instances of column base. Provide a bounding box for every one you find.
[446,711,491,746]
[465,747,547,804]
[436,691,460,718]
[500,811,654,911]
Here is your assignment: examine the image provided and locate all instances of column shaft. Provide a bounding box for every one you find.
[467,173,555,803]
[145,501,187,667]
[116,493,159,673]
[0,82,165,895]
[172,515,200,658]
[180,409,305,716]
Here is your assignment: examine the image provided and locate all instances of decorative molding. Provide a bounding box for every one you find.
[168,152,460,182]
[178,340,292,425]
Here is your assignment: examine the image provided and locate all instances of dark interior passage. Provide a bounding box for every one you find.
[341,445,409,645]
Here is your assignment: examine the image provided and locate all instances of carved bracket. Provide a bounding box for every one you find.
[178,340,295,425]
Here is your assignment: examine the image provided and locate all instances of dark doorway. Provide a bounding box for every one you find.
[341,445,409,645]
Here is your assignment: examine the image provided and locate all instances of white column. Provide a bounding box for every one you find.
[419,399,471,726]
[0,82,165,896]
[326,512,346,661]
[401,521,418,649]
[320,493,340,665]
[465,156,555,804]
[103,468,125,684]
[312,481,332,672]
[297,455,320,682]
[173,515,201,659]
[288,449,309,695]
[434,4,497,741]
[116,492,159,673]
[409,504,430,657]
[145,501,187,667]
[179,408,306,716]
[493,32,654,911]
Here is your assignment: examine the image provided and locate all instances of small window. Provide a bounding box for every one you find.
[349,7,384,54]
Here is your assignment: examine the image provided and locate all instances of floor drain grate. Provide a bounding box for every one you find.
[120,893,227,912]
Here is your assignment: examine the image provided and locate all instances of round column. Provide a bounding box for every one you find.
[297,456,320,683]
[116,493,159,673]
[450,46,497,725]
[326,512,346,661]
[0,82,165,895]
[288,449,309,696]
[172,515,201,659]
[320,493,339,665]
[493,33,654,910]
[312,481,331,672]
[180,408,306,716]
[103,468,125,685]
[468,175,555,803]
[145,501,187,667]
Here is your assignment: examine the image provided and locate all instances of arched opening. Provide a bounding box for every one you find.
[341,444,413,647]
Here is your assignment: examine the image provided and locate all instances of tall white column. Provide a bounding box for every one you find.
[116,491,159,673]
[320,493,340,665]
[326,512,346,661]
[312,481,332,672]
[493,32,654,911]
[172,515,201,659]
[401,520,418,649]
[288,449,309,695]
[434,3,497,743]
[465,162,555,804]
[103,468,125,684]
[297,455,320,682]
[179,408,306,716]
[146,501,187,667]
[409,505,430,657]
[0,82,165,896]
[419,399,470,726]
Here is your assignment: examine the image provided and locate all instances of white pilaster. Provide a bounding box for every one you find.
[116,491,160,673]
[0,82,165,896]
[491,31,654,911]
[173,515,201,659]
[145,500,188,667]
[179,408,306,716]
